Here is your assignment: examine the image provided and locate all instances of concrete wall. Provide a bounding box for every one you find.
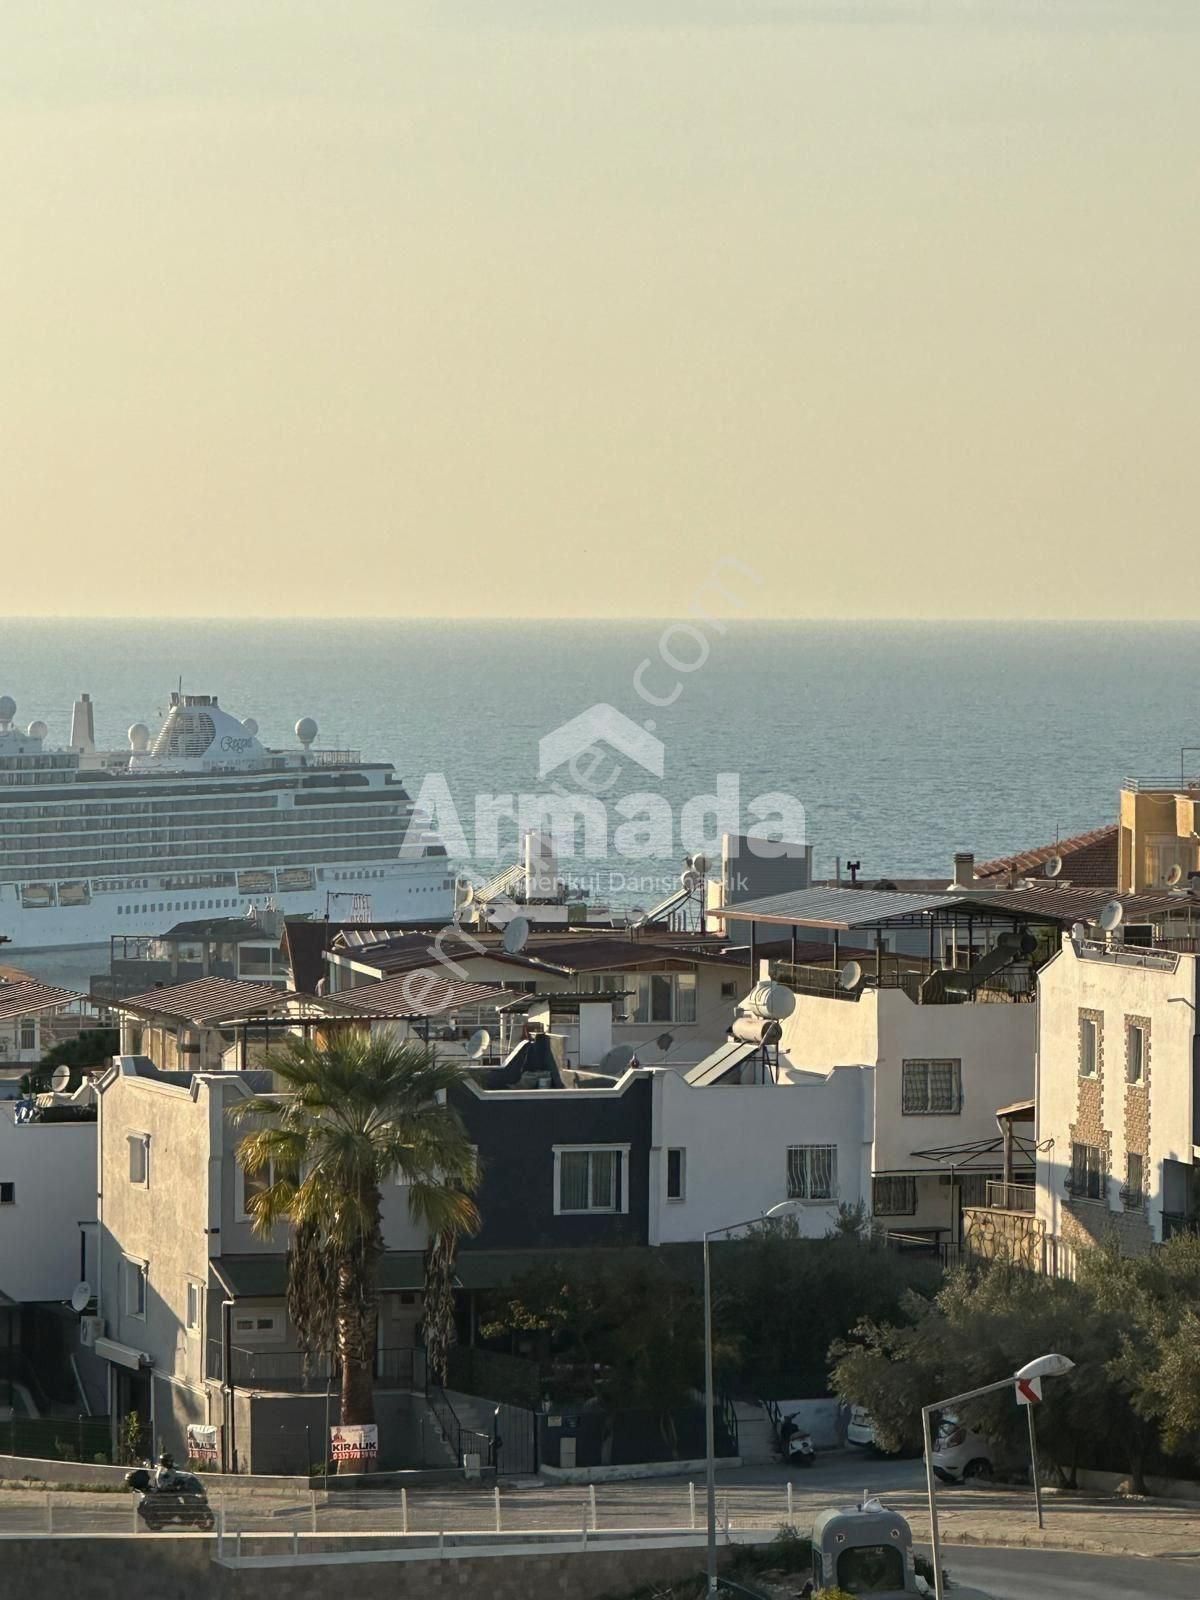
[648,1063,873,1242]
[1035,939,1197,1251]
[0,1536,735,1600]
[0,1112,95,1301]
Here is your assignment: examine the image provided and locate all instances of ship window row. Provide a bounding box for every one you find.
[3,805,399,835]
[3,846,419,882]
[5,813,400,844]
[3,823,406,861]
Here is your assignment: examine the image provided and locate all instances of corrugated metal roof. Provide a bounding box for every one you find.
[958,887,1190,922]
[114,977,282,1023]
[722,887,962,930]
[0,979,85,1021]
[322,975,504,1021]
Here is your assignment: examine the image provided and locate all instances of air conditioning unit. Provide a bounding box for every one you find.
[79,1315,105,1348]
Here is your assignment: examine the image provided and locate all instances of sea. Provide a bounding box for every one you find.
[2,617,1193,989]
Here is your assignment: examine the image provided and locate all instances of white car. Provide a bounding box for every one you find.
[933,1414,1003,1483]
[845,1405,878,1449]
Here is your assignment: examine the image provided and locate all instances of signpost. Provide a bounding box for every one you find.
[1015,1374,1044,1527]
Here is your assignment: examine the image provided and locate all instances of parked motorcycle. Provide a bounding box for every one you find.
[125,1455,216,1531]
[779,1412,815,1467]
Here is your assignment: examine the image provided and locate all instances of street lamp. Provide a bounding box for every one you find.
[921,1352,1074,1600]
[703,1199,800,1597]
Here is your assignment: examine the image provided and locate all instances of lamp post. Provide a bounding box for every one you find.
[921,1352,1075,1600]
[703,1199,800,1597]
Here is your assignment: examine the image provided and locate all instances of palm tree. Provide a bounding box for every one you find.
[230,1033,479,1448]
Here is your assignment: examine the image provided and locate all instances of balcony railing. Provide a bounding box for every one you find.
[984,1180,1036,1213]
[207,1342,415,1392]
[1162,1212,1200,1240]
[770,960,1035,1005]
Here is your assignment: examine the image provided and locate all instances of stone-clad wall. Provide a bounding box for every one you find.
[0,1537,722,1599]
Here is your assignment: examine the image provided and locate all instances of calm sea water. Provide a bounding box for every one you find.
[1,617,1193,976]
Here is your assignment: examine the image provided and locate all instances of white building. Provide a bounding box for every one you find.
[1035,932,1199,1255]
[0,1090,97,1302]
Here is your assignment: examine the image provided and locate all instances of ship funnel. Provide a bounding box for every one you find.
[70,693,95,753]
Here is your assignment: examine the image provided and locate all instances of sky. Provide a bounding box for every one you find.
[2,2,1197,620]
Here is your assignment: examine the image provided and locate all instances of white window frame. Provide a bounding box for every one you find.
[666,1147,686,1203]
[901,1059,963,1116]
[632,971,698,1026]
[185,1279,203,1335]
[128,1133,150,1188]
[786,1144,838,1203]
[230,1307,285,1344]
[1126,1022,1146,1085]
[123,1256,147,1320]
[552,1144,631,1216]
[238,1160,273,1220]
[1079,1018,1099,1079]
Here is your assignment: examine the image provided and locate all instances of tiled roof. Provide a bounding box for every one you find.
[114,977,281,1023]
[0,979,84,1021]
[974,825,1118,887]
[322,975,504,1021]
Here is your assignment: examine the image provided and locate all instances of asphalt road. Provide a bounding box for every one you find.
[939,1545,1200,1598]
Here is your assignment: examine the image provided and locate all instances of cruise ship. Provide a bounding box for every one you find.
[0,691,453,951]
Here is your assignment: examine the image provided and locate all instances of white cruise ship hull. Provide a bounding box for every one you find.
[0,859,453,952]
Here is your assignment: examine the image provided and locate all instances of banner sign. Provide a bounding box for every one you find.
[186,1424,220,1465]
[330,1423,379,1467]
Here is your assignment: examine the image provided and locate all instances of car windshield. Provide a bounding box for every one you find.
[836,1543,906,1593]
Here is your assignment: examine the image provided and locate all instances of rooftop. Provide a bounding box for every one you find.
[0,978,87,1021]
[113,977,291,1024]
[973,824,1119,887]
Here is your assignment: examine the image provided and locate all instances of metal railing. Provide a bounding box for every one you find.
[425,1385,492,1469]
[208,1343,415,1393]
[984,1180,1037,1213]
[1162,1212,1200,1239]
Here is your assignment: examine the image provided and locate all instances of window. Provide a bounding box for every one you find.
[19,1019,35,1052]
[1126,1022,1146,1085]
[186,1280,202,1333]
[632,971,697,1025]
[128,1133,150,1187]
[0,1183,14,1206]
[901,1060,962,1115]
[786,1144,837,1201]
[1069,1143,1105,1202]
[231,1308,283,1342]
[123,1257,147,1318]
[553,1146,629,1214]
[1124,1152,1145,1206]
[1079,1017,1098,1078]
[721,981,738,1000]
[666,1148,686,1202]
[239,1161,272,1219]
[872,1175,916,1216]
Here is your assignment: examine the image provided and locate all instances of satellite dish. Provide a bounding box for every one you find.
[1166,864,1184,887]
[680,869,702,893]
[690,853,708,876]
[502,915,531,954]
[50,1065,71,1093]
[295,716,318,748]
[459,880,476,905]
[241,716,259,737]
[655,1031,674,1055]
[599,1044,636,1074]
[70,1282,92,1314]
[27,720,48,740]
[1099,900,1125,932]
[127,722,150,752]
[628,906,647,924]
[839,960,863,991]
[1044,855,1063,880]
[465,1029,491,1060]
[1070,922,1087,942]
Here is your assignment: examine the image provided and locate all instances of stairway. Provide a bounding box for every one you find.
[732,1399,778,1464]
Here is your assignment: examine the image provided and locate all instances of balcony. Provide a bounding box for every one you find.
[207,1342,415,1392]
[1162,1213,1200,1240]
[984,1180,1036,1214]
[769,959,1035,1006]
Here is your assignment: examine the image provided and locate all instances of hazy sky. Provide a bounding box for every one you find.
[3,3,1197,619]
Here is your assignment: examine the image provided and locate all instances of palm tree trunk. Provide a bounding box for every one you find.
[337,1253,379,1471]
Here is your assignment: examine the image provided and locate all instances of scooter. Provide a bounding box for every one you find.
[780,1413,815,1467]
[125,1463,216,1531]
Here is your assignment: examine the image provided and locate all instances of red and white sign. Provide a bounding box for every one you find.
[186,1423,220,1465]
[1015,1375,1042,1407]
[330,1423,378,1467]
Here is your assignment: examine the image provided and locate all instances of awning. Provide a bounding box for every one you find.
[95,1336,151,1371]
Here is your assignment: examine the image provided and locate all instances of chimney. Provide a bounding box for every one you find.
[70,692,95,753]
[953,852,975,889]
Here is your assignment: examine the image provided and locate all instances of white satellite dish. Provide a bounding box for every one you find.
[1166,863,1184,888]
[629,905,647,924]
[1099,900,1125,933]
[1044,855,1063,880]
[50,1065,71,1093]
[459,880,476,905]
[599,1044,636,1074]
[70,1281,92,1314]
[680,869,702,893]
[690,853,708,876]
[465,1029,491,1060]
[839,960,864,991]
[1070,922,1087,943]
[502,915,531,954]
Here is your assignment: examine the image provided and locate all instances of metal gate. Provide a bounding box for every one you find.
[492,1402,538,1477]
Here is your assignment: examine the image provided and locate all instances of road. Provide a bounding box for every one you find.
[939,1545,1200,1598]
